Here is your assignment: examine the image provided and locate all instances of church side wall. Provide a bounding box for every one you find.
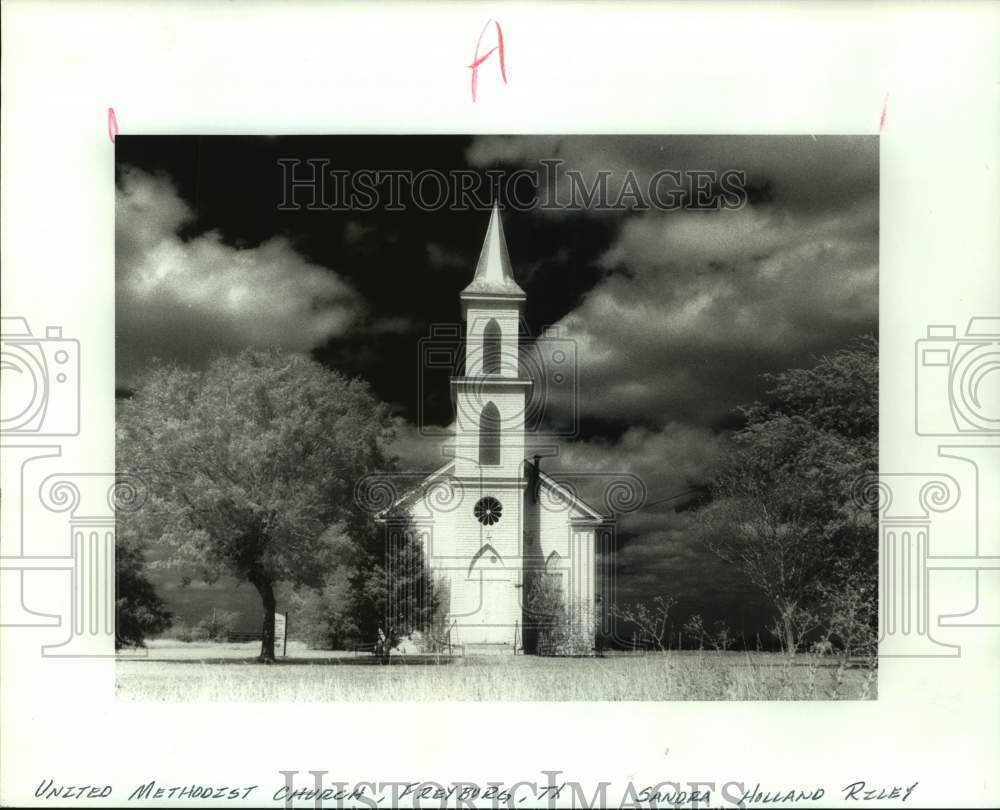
[533,486,597,646]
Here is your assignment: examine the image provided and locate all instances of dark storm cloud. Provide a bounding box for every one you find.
[468,134,877,219]
[467,135,878,429]
[462,135,877,637]
[426,241,469,270]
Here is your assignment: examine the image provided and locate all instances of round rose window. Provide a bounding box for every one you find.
[473,496,503,526]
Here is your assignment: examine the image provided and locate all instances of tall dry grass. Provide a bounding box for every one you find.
[116,642,876,702]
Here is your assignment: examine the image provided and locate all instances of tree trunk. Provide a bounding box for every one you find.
[251,575,277,663]
[783,616,796,658]
[774,599,798,657]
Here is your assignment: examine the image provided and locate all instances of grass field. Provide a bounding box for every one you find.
[116,641,876,702]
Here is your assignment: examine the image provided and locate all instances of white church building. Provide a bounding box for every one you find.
[385,207,607,654]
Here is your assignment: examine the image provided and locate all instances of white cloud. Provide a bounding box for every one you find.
[548,203,876,423]
[116,167,364,382]
[387,417,454,472]
[538,422,723,525]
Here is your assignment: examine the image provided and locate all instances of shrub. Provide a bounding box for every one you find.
[115,539,172,649]
[612,595,677,651]
[163,611,239,643]
[288,568,361,650]
[525,573,592,656]
[171,622,194,643]
[683,614,736,651]
[417,576,452,653]
[286,517,434,652]
[195,609,239,642]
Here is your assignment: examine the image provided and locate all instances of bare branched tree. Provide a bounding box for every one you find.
[611,595,677,652]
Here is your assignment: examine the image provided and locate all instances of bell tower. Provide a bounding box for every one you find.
[451,205,531,480]
[446,206,533,646]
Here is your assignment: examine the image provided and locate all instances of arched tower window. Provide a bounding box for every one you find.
[483,319,502,375]
[479,401,501,466]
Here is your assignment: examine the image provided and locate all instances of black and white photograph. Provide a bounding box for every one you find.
[3,3,998,807]
[114,135,879,701]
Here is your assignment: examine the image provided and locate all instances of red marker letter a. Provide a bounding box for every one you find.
[469,19,507,103]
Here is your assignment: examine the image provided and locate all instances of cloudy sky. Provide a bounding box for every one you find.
[116,135,878,639]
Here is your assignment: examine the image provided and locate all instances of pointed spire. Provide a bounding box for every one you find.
[461,205,526,299]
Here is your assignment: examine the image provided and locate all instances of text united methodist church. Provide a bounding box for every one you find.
[379,207,609,654]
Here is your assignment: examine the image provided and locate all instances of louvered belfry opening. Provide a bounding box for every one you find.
[483,318,502,374]
[479,401,501,465]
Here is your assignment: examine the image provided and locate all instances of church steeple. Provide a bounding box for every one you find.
[451,206,531,480]
[461,205,526,301]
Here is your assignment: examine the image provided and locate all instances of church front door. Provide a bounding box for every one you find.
[473,575,512,642]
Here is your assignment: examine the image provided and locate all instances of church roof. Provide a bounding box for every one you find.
[376,459,607,523]
[535,469,607,522]
[461,205,526,300]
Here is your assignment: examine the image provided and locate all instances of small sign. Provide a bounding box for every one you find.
[275,613,288,657]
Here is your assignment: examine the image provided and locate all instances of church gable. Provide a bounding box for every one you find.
[385,464,606,523]
[377,460,457,520]
[535,470,606,523]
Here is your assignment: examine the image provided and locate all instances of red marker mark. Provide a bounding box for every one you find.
[108,107,119,144]
[468,19,507,103]
[879,93,889,132]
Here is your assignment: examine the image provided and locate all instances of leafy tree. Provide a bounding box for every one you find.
[693,336,877,654]
[117,349,398,661]
[115,538,172,648]
[289,563,359,650]
[356,516,436,651]
[288,520,434,652]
